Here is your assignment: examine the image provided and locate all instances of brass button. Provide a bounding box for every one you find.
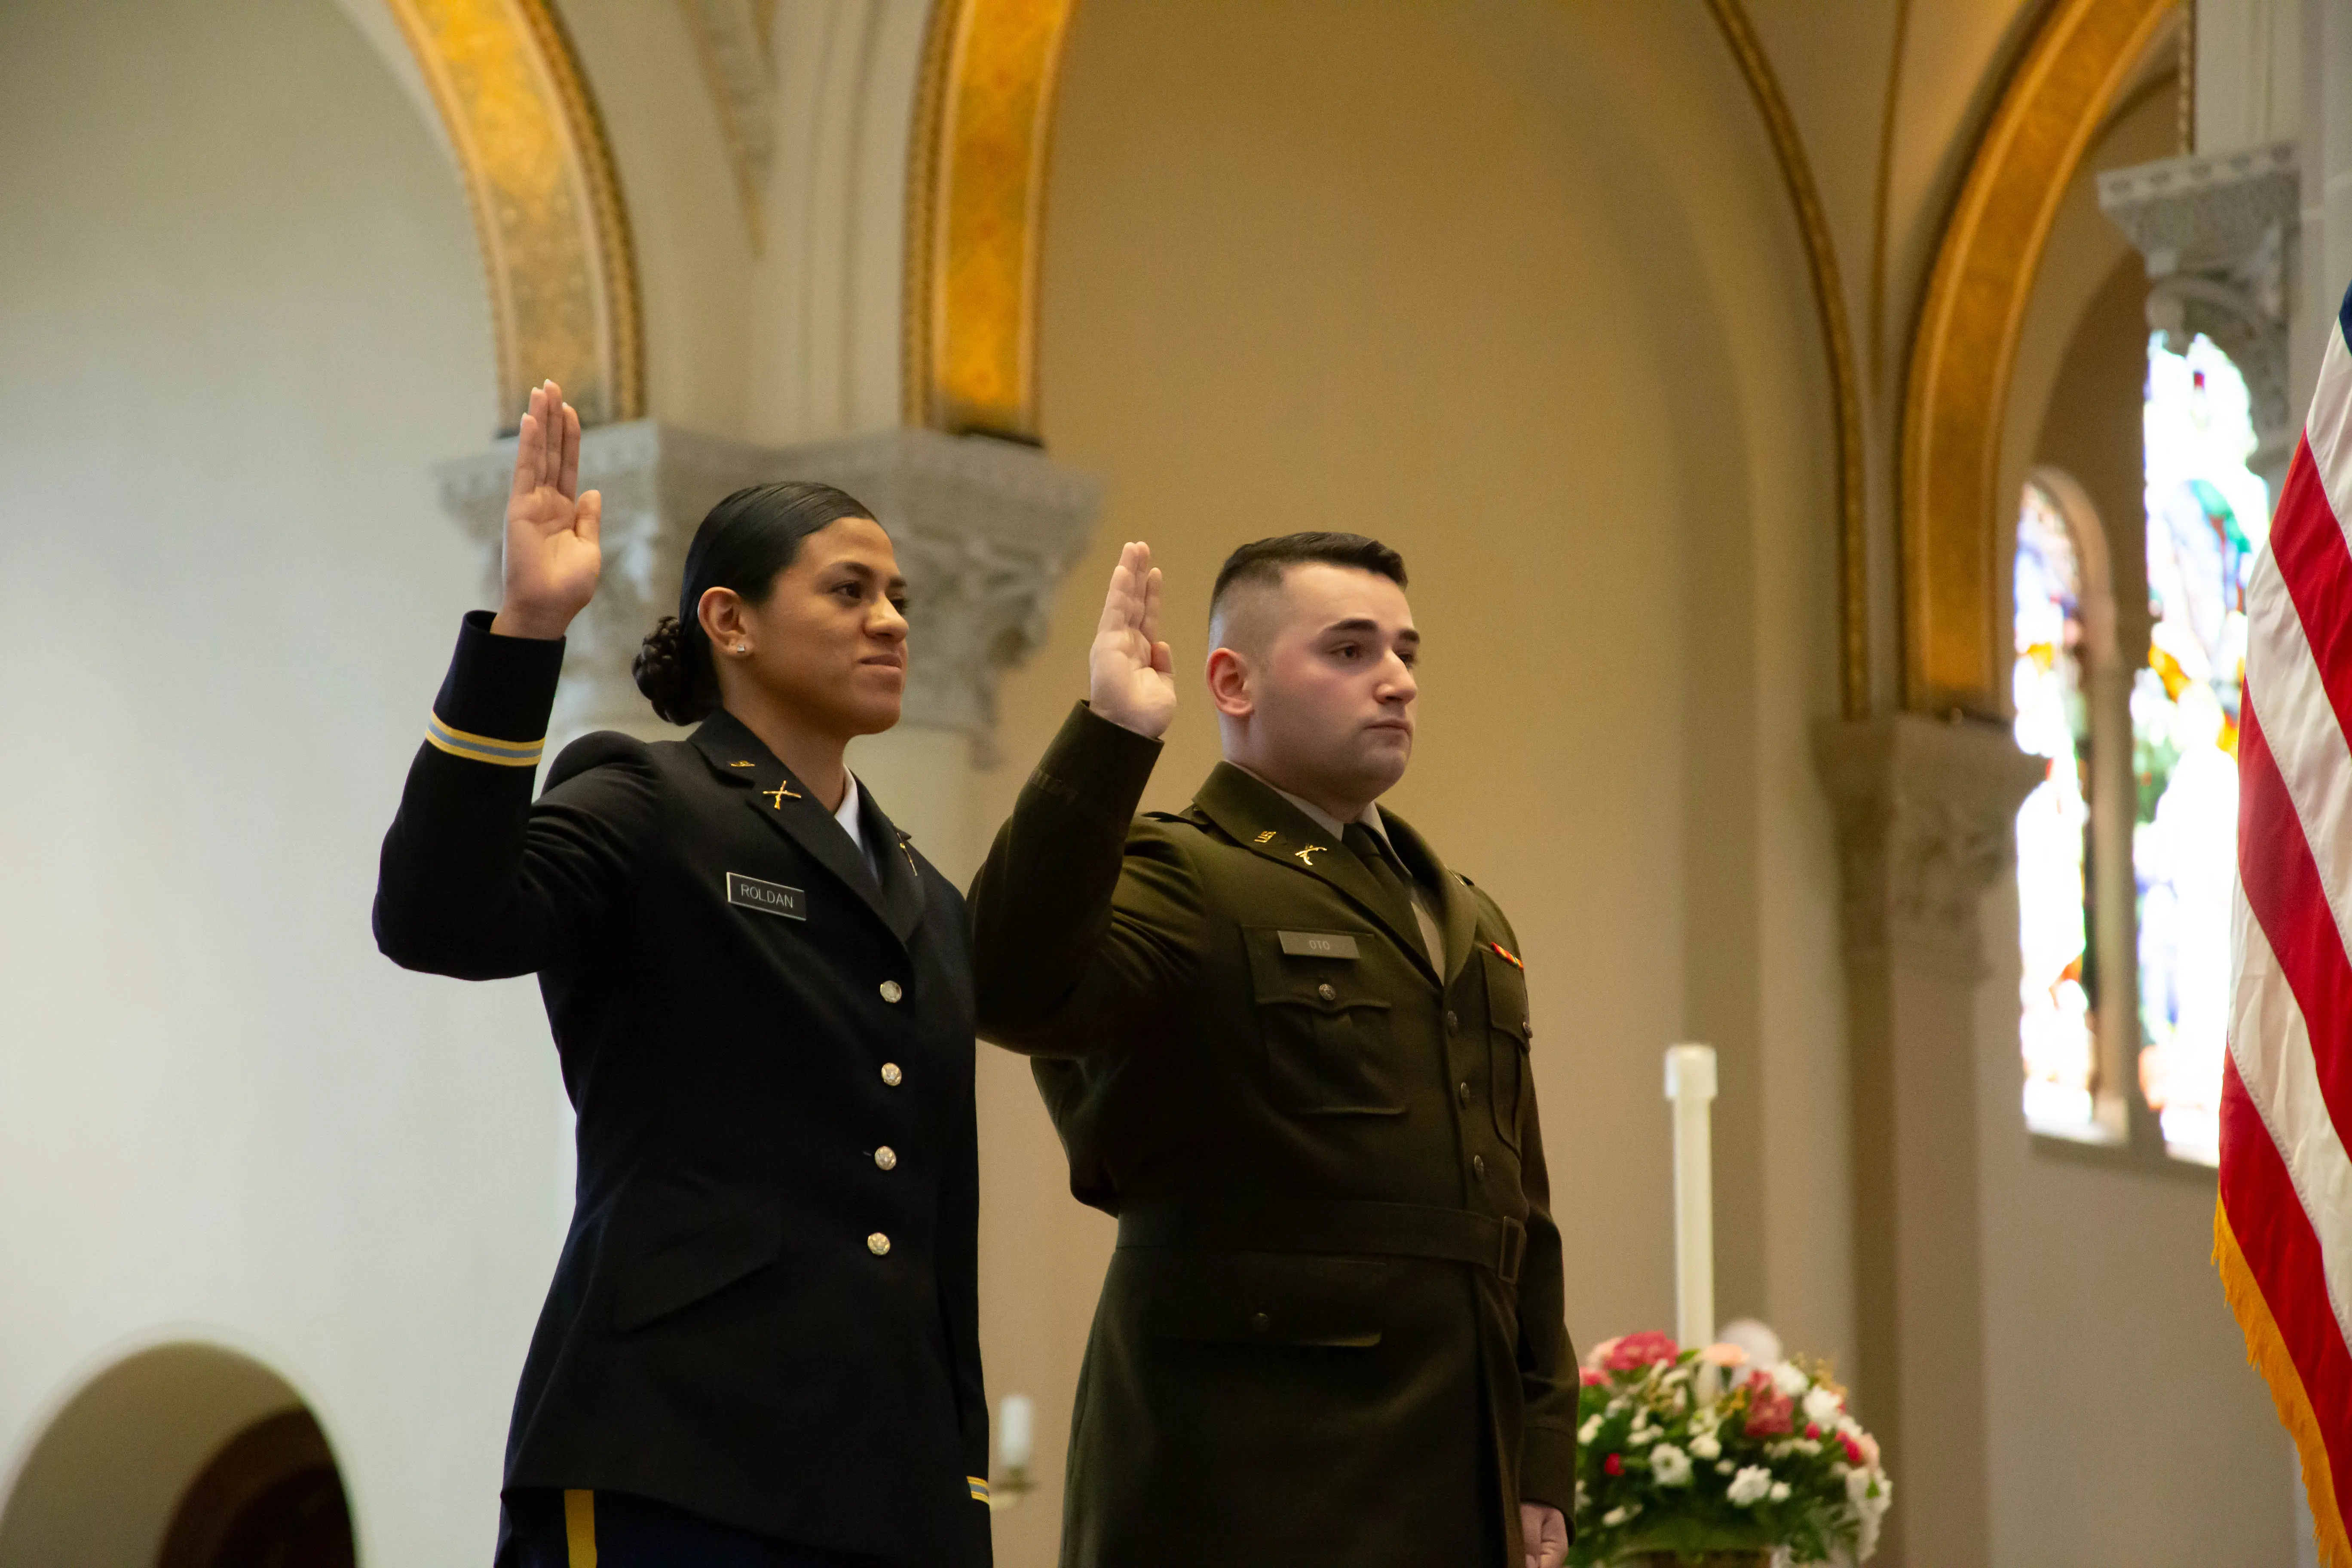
[1458,1080,1472,1107]
[1445,1010,1458,1034]
[879,980,904,1004]
[874,1145,898,1171]
[1251,1311,1271,1334]
[1472,1155,1488,1181]
[1522,1020,1533,1038]
[1316,982,1338,1002]
[867,1231,891,1256]
[880,1062,903,1087]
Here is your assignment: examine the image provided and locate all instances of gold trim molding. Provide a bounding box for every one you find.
[903,0,1081,442]
[1705,0,1871,720]
[384,0,644,432]
[1899,0,2173,717]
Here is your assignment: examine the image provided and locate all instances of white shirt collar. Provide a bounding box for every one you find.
[1234,764,1390,849]
[834,772,864,849]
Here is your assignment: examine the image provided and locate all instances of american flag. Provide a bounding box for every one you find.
[2226,281,2352,1568]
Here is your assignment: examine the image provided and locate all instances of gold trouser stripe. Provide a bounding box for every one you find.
[425,711,545,766]
[563,1489,597,1568]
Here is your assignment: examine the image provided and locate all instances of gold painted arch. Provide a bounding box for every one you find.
[384,0,643,433]
[903,0,1081,443]
[1899,0,2174,717]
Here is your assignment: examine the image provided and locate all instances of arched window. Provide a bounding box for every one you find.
[2133,332,2268,1165]
[2015,478,2100,1134]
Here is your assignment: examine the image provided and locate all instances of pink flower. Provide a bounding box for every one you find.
[1841,1433,1866,1467]
[1856,1431,1881,1468]
[1584,1336,1624,1369]
[1603,1452,1623,1476]
[1600,1331,1680,1371]
[1743,1383,1795,1438]
[1804,1423,1822,1440]
[1579,1368,1606,1387]
[1699,1342,1751,1369]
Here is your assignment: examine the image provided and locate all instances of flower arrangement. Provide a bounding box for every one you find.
[1569,1331,1892,1565]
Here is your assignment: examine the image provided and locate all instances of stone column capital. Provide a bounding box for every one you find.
[2098,140,2300,479]
[434,420,1100,752]
[1815,714,2045,980]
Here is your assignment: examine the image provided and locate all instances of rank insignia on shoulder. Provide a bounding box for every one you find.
[1294,844,1328,866]
[1485,940,1524,969]
[1255,830,1277,844]
[729,760,756,767]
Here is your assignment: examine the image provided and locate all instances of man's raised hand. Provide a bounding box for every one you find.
[490,380,603,640]
[1087,540,1176,739]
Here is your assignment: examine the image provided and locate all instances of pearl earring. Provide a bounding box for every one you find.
[735,643,749,654]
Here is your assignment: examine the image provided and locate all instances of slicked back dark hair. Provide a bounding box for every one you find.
[1209,532,1408,629]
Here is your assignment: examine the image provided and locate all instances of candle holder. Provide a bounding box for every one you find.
[986,1462,1037,1511]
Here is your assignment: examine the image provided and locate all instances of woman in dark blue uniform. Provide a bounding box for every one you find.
[374,382,992,1568]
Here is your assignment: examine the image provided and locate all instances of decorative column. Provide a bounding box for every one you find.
[435,421,1100,873]
[2098,140,2300,492]
[1816,715,2043,1568]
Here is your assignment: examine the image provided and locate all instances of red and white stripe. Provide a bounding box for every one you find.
[2226,285,2352,1568]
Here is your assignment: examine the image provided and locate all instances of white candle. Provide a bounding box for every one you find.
[999,1393,1035,1472]
[1663,1044,1718,1351]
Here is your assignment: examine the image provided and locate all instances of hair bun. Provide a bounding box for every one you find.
[633,615,717,725]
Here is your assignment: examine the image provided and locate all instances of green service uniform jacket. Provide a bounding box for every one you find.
[970,704,1579,1568]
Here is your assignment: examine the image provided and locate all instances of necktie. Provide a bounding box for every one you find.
[1343,822,1426,962]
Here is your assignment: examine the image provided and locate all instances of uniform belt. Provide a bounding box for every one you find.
[1115,1198,1525,1285]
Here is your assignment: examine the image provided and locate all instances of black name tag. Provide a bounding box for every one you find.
[727,873,805,920]
[1278,930,1359,959]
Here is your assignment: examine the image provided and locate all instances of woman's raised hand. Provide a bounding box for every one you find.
[1088,540,1176,739]
[490,380,603,640]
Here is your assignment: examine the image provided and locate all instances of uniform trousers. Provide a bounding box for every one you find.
[496,1488,882,1568]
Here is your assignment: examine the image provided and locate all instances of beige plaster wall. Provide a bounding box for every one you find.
[0,1,560,1561]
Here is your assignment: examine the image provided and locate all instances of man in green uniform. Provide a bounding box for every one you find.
[970,534,1577,1568]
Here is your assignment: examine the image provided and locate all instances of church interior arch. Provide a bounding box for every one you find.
[0,1342,349,1568]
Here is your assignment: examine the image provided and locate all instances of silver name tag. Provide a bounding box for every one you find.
[1278,930,1359,959]
[727,873,805,920]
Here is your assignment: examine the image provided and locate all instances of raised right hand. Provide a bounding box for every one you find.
[490,380,603,640]
[1088,541,1176,739]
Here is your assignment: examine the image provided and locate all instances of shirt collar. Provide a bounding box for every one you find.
[1232,764,1392,851]
[833,772,864,850]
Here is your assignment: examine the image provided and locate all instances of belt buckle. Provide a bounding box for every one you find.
[1498,1218,1525,1284]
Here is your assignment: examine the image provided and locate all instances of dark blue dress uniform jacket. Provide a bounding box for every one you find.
[373,614,992,1568]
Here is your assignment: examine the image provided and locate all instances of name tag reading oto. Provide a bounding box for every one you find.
[1278,930,1360,960]
[727,873,806,920]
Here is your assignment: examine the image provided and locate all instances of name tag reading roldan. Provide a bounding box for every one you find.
[1278,930,1360,959]
[727,872,806,920]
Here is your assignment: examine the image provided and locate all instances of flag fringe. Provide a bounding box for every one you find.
[2216,1195,2352,1568]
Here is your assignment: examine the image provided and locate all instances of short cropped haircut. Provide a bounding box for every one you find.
[1208,533,1408,629]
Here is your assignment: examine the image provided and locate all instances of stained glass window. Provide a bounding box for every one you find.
[2016,482,2098,1133]
[2134,333,2268,1166]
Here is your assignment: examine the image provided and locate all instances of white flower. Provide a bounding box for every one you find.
[1769,1481,1791,1502]
[1769,1360,1808,1396]
[1727,1465,1774,1506]
[1794,1438,1822,1456]
[1605,1396,1630,1415]
[1601,1504,1639,1528]
[1649,1443,1693,1486]
[1716,1460,1736,1474]
[1803,1386,1843,1425]
[1688,1432,1721,1460]
[1579,1415,1603,1445]
[1628,1424,1661,1446]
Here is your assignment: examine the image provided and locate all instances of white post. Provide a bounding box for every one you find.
[1664,1043,1718,1350]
